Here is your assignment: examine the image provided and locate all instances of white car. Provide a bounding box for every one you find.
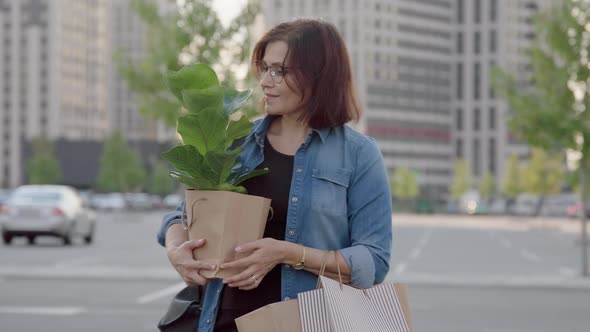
[0,185,96,246]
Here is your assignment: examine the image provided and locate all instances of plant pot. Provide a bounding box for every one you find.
[182,189,272,279]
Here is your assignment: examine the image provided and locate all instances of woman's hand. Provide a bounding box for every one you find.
[220,238,286,290]
[167,238,216,286]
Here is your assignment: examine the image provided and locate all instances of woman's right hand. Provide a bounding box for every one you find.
[166,238,216,286]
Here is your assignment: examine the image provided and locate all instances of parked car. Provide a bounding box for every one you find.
[163,194,183,209]
[510,194,541,216]
[126,193,153,210]
[0,185,96,245]
[0,189,12,207]
[539,193,577,217]
[91,193,126,211]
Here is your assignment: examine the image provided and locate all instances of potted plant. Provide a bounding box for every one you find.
[161,63,271,278]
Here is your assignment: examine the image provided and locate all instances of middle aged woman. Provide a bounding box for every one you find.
[157,18,393,332]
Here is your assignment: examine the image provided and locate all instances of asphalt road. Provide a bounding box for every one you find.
[0,211,589,331]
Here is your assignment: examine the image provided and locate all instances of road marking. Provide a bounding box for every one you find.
[520,249,541,263]
[499,238,513,249]
[559,267,576,277]
[136,282,186,304]
[54,257,102,268]
[0,306,85,315]
[393,262,407,275]
[408,227,433,261]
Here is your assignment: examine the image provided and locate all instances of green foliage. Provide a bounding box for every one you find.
[479,173,496,202]
[521,149,564,195]
[160,64,267,192]
[97,131,147,193]
[389,167,419,200]
[149,161,176,196]
[116,0,261,127]
[450,159,471,200]
[26,137,61,185]
[502,154,523,199]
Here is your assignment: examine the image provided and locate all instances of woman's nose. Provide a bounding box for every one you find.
[259,71,274,88]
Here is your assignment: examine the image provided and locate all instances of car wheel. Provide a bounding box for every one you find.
[83,229,94,245]
[62,231,72,246]
[27,236,36,245]
[2,233,12,245]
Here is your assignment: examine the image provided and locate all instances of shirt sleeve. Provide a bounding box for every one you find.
[339,138,393,288]
[156,201,185,247]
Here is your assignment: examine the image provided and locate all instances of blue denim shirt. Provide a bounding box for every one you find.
[157,115,393,332]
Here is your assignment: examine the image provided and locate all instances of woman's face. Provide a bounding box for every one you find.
[259,41,305,117]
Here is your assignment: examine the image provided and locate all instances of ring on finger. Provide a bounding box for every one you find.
[251,275,258,283]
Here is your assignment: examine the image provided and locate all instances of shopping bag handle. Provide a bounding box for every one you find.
[316,250,344,290]
[181,198,207,231]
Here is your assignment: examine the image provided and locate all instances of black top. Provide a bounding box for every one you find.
[214,136,294,331]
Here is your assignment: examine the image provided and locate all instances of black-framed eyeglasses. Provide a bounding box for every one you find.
[257,63,295,83]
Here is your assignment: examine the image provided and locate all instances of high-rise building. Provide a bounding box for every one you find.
[452,0,553,188]
[0,0,111,188]
[263,0,454,196]
[0,0,177,188]
[262,0,555,196]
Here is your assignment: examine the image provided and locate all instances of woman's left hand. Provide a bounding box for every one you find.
[220,238,286,290]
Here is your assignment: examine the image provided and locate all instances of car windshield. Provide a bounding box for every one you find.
[9,191,63,204]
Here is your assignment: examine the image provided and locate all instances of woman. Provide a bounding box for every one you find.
[157,18,392,332]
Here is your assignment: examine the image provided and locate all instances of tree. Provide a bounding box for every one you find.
[479,173,496,203]
[490,0,589,275]
[26,137,61,185]
[97,131,147,193]
[450,159,471,200]
[116,0,261,127]
[502,154,523,201]
[390,167,419,211]
[521,149,564,215]
[149,160,176,196]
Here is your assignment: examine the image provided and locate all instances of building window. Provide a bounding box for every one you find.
[491,0,497,21]
[457,63,463,99]
[474,31,481,54]
[474,108,480,131]
[489,138,496,174]
[490,29,497,53]
[474,0,481,23]
[489,61,496,98]
[489,107,496,129]
[457,0,464,24]
[456,108,463,130]
[473,139,480,176]
[474,62,481,100]
[456,138,463,158]
[457,32,463,53]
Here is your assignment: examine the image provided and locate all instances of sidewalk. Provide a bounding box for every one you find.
[393,213,588,234]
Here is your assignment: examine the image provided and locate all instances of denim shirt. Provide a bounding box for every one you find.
[156,115,393,332]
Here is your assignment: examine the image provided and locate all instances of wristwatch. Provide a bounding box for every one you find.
[291,246,306,270]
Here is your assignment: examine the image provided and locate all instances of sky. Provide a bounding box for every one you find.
[212,0,248,27]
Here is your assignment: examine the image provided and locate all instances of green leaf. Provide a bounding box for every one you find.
[203,148,244,185]
[214,183,247,194]
[232,168,269,186]
[160,145,204,178]
[223,88,253,115]
[225,115,252,149]
[166,64,220,102]
[177,109,227,155]
[182,86,224,114]
[169,171,214,190]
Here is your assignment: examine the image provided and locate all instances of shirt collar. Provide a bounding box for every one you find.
[248,115,330,144]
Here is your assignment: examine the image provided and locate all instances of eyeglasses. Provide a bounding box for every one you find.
[258,63,295,83]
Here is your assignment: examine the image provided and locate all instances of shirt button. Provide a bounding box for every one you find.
[296,168,302,173]
[284,296,291,301]
[206,319,211,324]
[244,167,249,172]
[292,197,298,203]
[288,230,295,236]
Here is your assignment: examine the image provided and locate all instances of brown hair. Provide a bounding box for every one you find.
[252,18,361,129]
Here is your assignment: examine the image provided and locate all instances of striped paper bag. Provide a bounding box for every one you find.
[298,276,413,332]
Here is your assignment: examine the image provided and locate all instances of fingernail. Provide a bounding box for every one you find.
[197,239,204,244]
[235,246,241,252]
[210,265,216,270]
[219,264,225,269]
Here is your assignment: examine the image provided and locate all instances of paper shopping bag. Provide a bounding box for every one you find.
[235,299,301,332]
[298,276,412,332]
[183,189,271,279]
